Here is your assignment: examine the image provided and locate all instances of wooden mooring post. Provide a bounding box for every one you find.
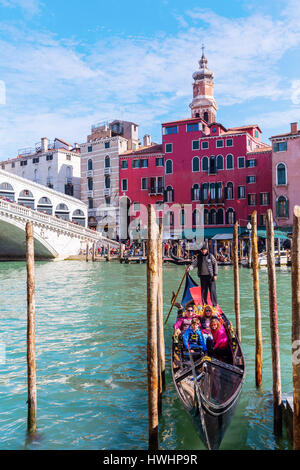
[26,222,37,435]
[147,204,159,450]
[92,242,96,262]
[292,206,300,449]
[85,242,89,262]
[251,211,263,388]
[233,222,241,341]
[266,209,282,435]
[107,243,111,262]
[157,222,165,409]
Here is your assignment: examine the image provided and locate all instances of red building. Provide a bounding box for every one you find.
[119,51,272,238]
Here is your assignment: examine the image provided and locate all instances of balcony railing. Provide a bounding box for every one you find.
[104,188,112,196]
[86,170,93,177]
[104,167,111,175]
[149,186,164,196]
[87,190,94,198]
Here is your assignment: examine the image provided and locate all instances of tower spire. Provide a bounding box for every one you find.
[189,49,217,123]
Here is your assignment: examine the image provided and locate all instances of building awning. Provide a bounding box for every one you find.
[212,233,233,240]
[257,230,290,240]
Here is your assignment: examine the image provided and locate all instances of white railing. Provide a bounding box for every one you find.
[0,198,119,246]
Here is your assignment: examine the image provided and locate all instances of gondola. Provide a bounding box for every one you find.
[171,273,245,450]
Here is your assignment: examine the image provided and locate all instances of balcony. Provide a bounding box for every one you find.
[66,177,73,184]
[87,190,94,198]
[104,167,111,175]
[104,188,112,196]
[86,170,93,177]
[149,186,164,196]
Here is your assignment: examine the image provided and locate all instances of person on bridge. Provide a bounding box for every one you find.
[188,242,218,307]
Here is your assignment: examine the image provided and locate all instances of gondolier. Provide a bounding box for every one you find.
[189,242,218,307]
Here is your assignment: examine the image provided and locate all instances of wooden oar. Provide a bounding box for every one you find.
[164,267,189,325]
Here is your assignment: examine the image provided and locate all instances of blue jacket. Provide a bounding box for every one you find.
[183,326,207,352]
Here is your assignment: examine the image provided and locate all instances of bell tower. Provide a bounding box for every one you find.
[189,46,217,123]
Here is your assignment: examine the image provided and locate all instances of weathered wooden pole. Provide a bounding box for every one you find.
[92,242,96,262]
[142,240,146,258]
[233,222,241,341]
[157,222,165,400]
[277,238,281,267]
[177,241,181,259]
[147,204,159,450]
[26,222,37,435]
[292,206,300,449]
[251,211,263,388]
[85,242,89,262]
[266,209,282,435]
[107,243,111,262]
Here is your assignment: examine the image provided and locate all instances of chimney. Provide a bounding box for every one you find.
[143,134,151,146]
[291,122,298,134]
[41,137,49,153]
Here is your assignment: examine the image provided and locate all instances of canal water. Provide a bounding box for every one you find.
[0,261,293,450]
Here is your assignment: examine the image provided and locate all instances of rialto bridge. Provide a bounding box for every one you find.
[0,170,118,260]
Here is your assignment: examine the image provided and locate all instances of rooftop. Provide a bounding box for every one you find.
[120,143,162,157]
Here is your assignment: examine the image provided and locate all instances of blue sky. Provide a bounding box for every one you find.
[0,0,300,159]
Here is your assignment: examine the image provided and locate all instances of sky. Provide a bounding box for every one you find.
[0,0,300,159]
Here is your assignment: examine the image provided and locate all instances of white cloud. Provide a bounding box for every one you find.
[0,0,41,15]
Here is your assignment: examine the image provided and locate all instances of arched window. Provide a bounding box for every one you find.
[37,197,52,215]
[202,183,209,201]
[0,182,15,202]
[204,209,209,225]
[209,156,216,174]
[72,209,86,227]
[55,203,70,221]
[217,182,224,201]
[192,156,200,172]
[226,182,234,200]
[165,159,173,174]
[164,211,174,226]
[226,208,235,225]
[202,156,208,171]
[88,178,93,190]
[105,175,110,189]
[277,196,289,218]
[217,208,224,225]
[191,183,200,201]
[203,111,209,122]
[209,209,217,225]
[277,163,287,185]
[192,209,201,226]
[66,166,72,179]
[226,154,233,169]
[209,183,216,201]
[105,156,110,168]
[217,155,224,170]
[166,185,174,202]
[88,159,93,171]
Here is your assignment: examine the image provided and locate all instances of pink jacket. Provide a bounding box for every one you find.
[212,324,228,350]
[174,315,194,333]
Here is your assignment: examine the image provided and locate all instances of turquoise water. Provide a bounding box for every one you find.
[0,261,293,450]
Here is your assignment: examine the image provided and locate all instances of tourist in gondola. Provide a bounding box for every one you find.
[210,317,230,360]
[183,318,207,353]
[173,305,196,341]
[188,242,218,307]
